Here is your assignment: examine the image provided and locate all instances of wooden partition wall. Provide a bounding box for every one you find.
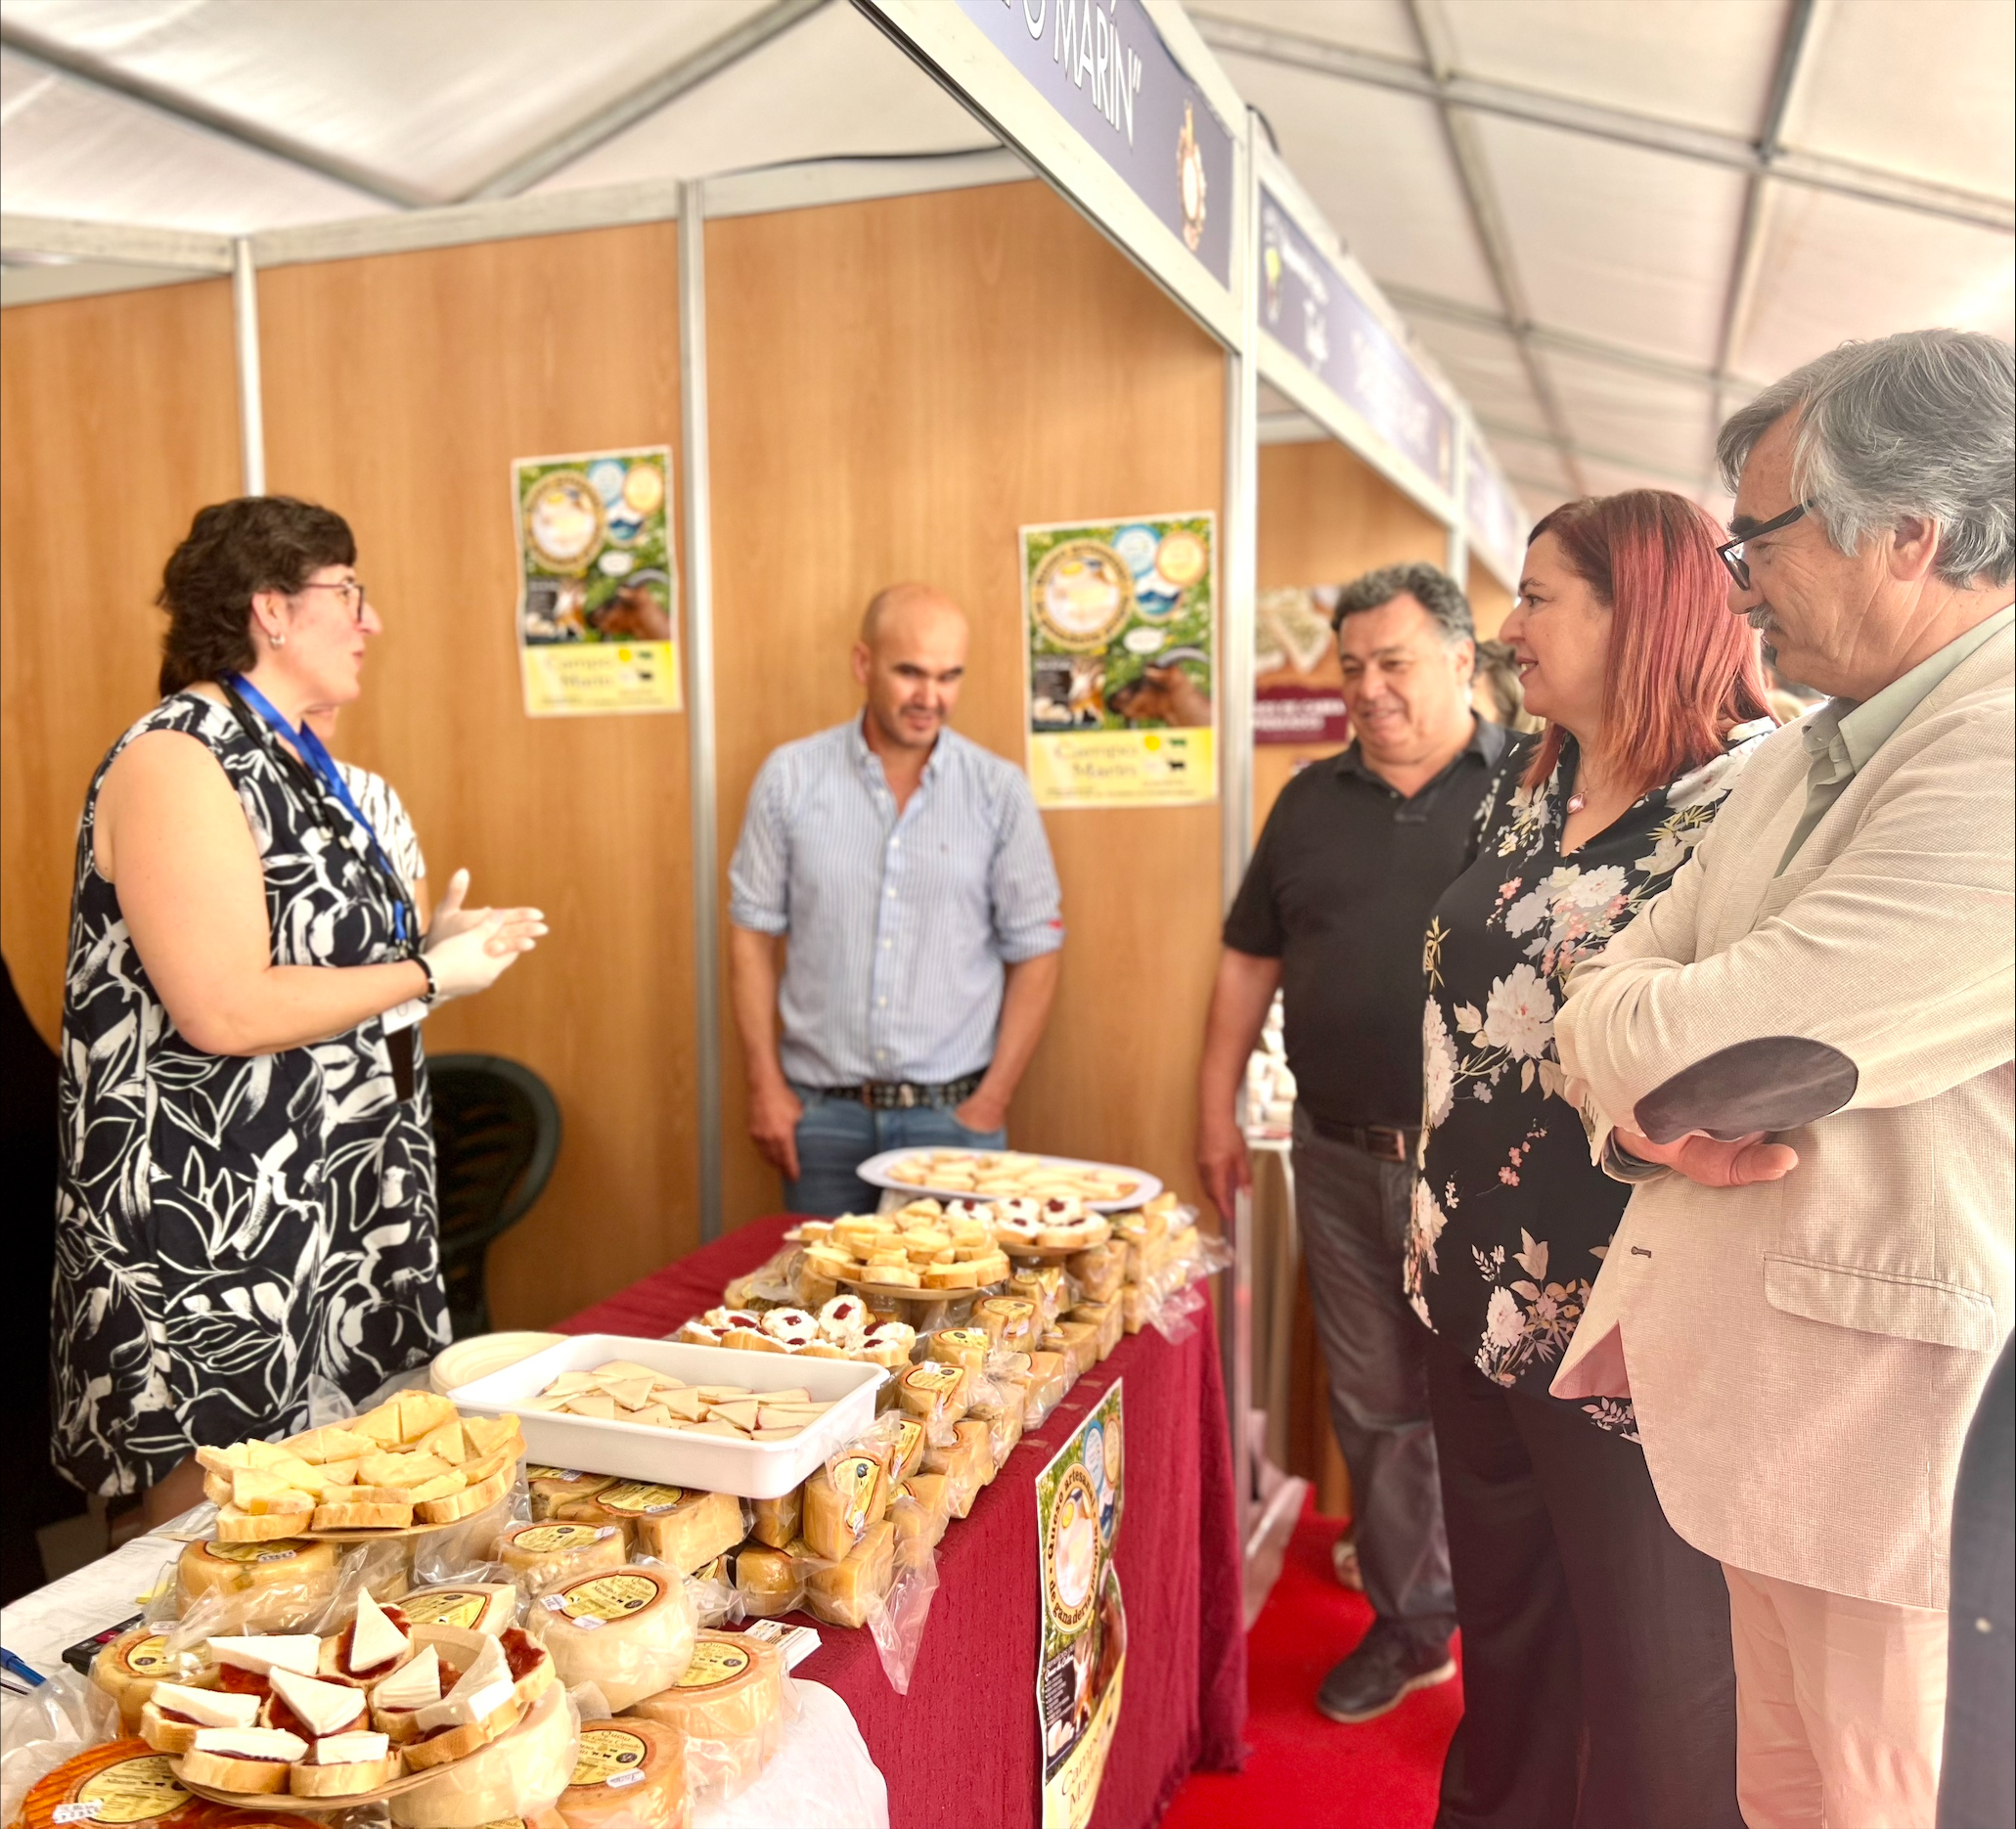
[704,180,1226,1228]
[0,280,243,1044]
[253,225,696,1327]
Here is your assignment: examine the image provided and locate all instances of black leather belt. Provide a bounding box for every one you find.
[819,1072,984,1111]
[1311,1119,1420,1162]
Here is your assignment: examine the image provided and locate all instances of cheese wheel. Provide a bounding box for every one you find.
[802,1519,895,1630]
[625,1491,745,1575]
[92,1627,213,1731]
[390,1683,577,1829]
[556,1720,688,1829]
[14,1739,198,1829]
[495,1521,627,1590]
[891,1475,951,1551]
[625,1632,784,1793]
[525,1565,695,1712]
[801,1451,887,1563]
[922,1327,990,1373]
[747,1484,802,1552]
[177,1538,341,1630]
[731,1545,799,1620]
[526,1468,616,1523]
[401,1582,519,1634]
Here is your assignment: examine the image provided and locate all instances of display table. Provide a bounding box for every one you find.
[564,1216,1248,1829]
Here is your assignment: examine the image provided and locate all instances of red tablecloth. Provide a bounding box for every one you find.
[563,1217,1247,1829]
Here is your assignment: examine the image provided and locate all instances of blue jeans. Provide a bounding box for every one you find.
[784,1084,1008,1218]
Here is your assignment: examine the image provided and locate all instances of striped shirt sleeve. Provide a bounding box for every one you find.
[728,749,793,935]
[989,766,1064,962]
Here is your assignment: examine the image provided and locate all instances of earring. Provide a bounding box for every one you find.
[269,630,287,648]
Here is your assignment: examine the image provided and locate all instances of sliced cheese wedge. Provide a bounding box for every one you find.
[661,1389,706,1421]
[270,1669,366,1738]
[192,1726,308,1761]
[414,1633,513,1733]
[707,1399,761,1430]
[314,1729,391,1765]
[150,1682,259,1729]
[545,1372,600,1397]
[208,1635,322,1677]
[349,1590,411,1676]
[562,1395,617,1420]
[602,1377,657,1411]
[371,1645,441,1711]
[590,1361,663,1383]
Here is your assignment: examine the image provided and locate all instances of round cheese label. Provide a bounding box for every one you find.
[401,1589,487,1629]
[903,1364,961,1391]
[526,1466,586,1484]
[201,1540,306,1564]
[942,1328,988,1349]
[594,1484,683,1516]
[119,1636,174,1676]
[512,1524,605,1552]
[830,1455,880,1535]
[570,1728,650,1787]
[558,1574,661,1623]
[675,1642,751,1689]
[72,1756,188,1824]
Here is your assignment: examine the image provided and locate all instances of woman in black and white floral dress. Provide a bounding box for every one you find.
[1409,493,1774,1828]
[51,497,545,1529]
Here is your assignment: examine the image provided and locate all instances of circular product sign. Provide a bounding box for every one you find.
[524,471,605,573]
[1046,1463,1101,1630]
[1032,542,1135,652]
[1154,528,1209,590]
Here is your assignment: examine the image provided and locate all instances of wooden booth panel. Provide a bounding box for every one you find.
[258,225,696,1327]
[705,180,1225,1229]
[0,280,243,1047]
[1251,437,1452,829]
[1469,557,1516,640]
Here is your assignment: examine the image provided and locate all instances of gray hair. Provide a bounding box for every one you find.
[1717,329,2014,589]
[1330,561,1474,647]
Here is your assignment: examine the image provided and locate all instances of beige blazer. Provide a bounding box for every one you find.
[1553,626,2013,1609]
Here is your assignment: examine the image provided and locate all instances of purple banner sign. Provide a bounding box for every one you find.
[954,0,1234,288]
[1259,187,1455,493]
[1464,431,1527,575]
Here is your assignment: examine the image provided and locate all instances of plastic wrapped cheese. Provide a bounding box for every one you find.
[390,1682,579,1829]
[176,1538,341,1630]
[747,1484,802,1551]
[800,1451,887,1563]
[14,1739,198,1829]
[525,1566,695,1712]
[556,1719,688,1829]
[802,1520,895,1630]
[92,1626,213,1731]
[625,1493,745,1575]
[496,1521,628,1591]
[626,1631,784,1800]
[400,1582,518,1634]
[891,1475,952,1551]
[527,1468,617,1522]
[731,1544,800,1620]
[921,1419,994,1518]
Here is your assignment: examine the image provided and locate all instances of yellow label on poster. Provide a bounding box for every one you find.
[519,642,680,716]
[1028,728,1215,808]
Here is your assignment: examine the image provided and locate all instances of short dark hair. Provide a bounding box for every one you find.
[157,496,356,695]
[1330,561,1474,646]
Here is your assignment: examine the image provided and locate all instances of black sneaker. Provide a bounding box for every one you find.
[1315,1620,1456,1724]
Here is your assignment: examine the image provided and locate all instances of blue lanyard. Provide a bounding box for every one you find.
[229,675,411,943]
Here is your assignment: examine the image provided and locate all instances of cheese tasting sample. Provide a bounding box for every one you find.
[626,1631,785,1793]
[180,1725,309,1795]
[525,1565,696,1711]
[525,1363,837,1441]
[139,1682,260,1754]
[390,1683,576,1829]
[556,1719,688,1829]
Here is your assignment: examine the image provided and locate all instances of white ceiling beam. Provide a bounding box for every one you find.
[1190,11,2013,233]
[0,21,430,210]
[1477,416,1711,491]
[1709,0,1817,443]
[0,212,233,270]
[465,0,833,201]
[1404,0,1586,494]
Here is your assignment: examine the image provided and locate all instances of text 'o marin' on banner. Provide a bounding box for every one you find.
[1249,146,1459,508]
[513,447,682,718]
[859,0,1240,341]
[1023,513,1218,808]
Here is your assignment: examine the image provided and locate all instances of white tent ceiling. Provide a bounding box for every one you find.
[3,0,2010,521]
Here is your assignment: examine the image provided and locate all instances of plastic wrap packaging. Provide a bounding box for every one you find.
[557,1716,690,1829]
[730,1545,802,1622]
[890,1362,967,1445]
[496,1521,629,1594]
[1064,1242,1126,1304]
[524,1562,698,1713]
[410,1483,526,1581]
[1019,1351,1070,1430]
[162,1536,411,1648]
[1,1669,121,1828]
[626,1631,790,1805]
[685,1560,742,1631]
[863,1506,939,1697]
[799,1417,904,1563]
[971,1296,1037,1353]
[390,1679,580,1829]
[745,1486,802,1552]
[795,1519,895,1633]
[88,1621,217,1732]
[918,1420,992,1520]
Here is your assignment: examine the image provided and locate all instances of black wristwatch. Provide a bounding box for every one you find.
[414,952,439,1006]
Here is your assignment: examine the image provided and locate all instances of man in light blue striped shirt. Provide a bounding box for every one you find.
[728,584,1065,1216]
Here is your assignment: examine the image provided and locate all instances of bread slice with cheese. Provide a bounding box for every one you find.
[416,1464,511,1525]
[311,1498,414,1532]
[288,1728,402,1796]
[180,1726,308,1794]
[215,1504,316,1543]
[139,1681,261,1754]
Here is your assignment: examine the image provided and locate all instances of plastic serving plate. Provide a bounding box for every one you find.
[856,1147,1162,1213]
[446,1334,886,1501]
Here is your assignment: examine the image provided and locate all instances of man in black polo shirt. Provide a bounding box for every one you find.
[1198,561,1508,1725]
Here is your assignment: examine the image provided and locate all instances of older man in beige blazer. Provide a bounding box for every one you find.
[1550,329,2013,1829]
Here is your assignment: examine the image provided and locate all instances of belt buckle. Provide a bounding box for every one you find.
[1367,1126,1407,1161]
[898,1084,918,1109]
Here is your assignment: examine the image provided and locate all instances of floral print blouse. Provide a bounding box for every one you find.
[1406,726,1771,1435]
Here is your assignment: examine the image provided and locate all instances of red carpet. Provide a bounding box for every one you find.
[1160,1500,1460,1828]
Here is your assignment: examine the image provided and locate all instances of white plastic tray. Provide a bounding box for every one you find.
[856,1147,1161,1213]
[446,1334,886,1500]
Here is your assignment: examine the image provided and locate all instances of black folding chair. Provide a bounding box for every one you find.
[426,1053,561,1340]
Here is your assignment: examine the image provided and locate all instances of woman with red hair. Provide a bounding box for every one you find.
[1405,491,1772,1827]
